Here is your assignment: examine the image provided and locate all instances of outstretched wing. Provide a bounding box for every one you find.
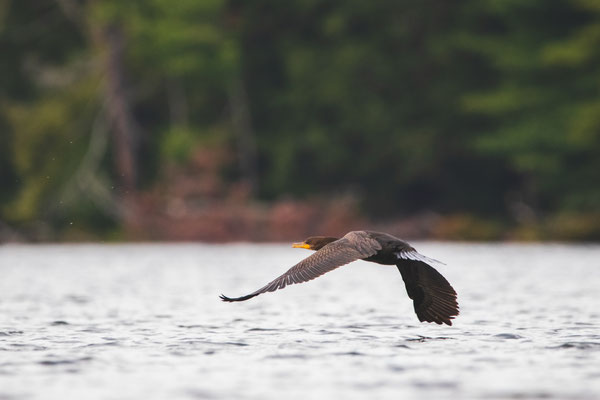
[220,238,374,302]
[396,260,459,326]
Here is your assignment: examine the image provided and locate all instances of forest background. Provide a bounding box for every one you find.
[1,0,599,242]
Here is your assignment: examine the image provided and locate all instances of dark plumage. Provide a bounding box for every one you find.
[220,230,459,325]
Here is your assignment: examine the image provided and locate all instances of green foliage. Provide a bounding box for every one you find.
[0,0,91,227]
[459,0,600,212]
[1,0,599,239]
[4,77,99,222]
[123,0,237,80]
[160,127,197,163]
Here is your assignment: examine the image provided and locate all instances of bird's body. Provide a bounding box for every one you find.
[220,230,459,325]
[362,231,413,264]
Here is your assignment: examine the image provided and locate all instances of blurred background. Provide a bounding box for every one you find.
[0,0,599,243]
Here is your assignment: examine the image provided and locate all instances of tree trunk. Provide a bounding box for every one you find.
[100,23,139,192]
[90,20,142,235]
[230,78,258,195]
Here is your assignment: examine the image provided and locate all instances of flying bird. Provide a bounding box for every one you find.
[220,230,459,325]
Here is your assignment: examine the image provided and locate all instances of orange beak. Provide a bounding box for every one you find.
[292,242,311,249]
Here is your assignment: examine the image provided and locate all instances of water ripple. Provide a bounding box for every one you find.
[39,356,93,366]
[0,243,599,400]
[549,342,600,350]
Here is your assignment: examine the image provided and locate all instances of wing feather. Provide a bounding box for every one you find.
[220,239,372,302]
[396,260,459,326]
[397,249,445,266]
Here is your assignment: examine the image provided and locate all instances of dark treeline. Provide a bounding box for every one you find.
[1,0,599,241]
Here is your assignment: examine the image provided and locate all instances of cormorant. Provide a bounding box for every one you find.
[220,230,459,325]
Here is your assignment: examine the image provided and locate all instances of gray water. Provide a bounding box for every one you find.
[1,243,599,400]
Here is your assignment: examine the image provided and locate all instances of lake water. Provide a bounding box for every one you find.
[0,242,599,400]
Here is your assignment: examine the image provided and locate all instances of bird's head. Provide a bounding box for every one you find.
[292,236,339,251]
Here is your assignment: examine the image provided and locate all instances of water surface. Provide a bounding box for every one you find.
[1,243,599,399]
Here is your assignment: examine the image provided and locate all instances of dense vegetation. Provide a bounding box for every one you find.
[1,0,599,241]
